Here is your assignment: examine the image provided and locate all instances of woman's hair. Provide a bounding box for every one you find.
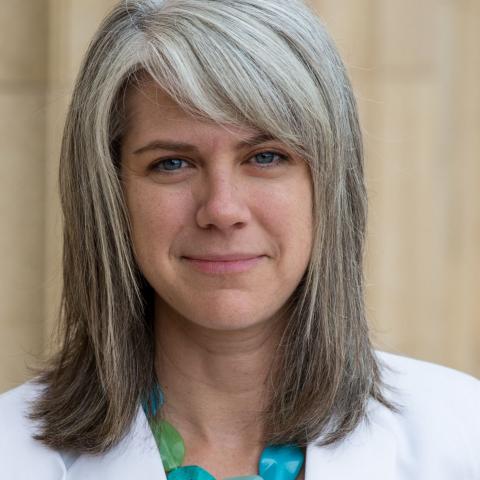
[29,0,398,454]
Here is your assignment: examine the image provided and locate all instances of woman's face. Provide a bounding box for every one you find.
[121,81,313,332]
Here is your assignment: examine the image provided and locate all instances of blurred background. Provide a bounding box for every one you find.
[1,0,479,393]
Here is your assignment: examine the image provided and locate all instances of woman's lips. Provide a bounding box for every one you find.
[182,256,265,274]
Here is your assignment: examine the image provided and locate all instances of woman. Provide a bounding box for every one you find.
[1,0,478,479]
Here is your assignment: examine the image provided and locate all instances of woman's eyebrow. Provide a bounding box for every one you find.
[132,132,276,155]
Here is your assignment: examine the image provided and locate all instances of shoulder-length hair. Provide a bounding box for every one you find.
[29,0,398,454]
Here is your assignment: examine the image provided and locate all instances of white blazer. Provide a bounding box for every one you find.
[1,351,479,479]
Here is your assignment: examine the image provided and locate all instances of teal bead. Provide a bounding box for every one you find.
[259,445,304,480]
[141,383,164,418]
[150,420,185,472]
[167,465,216,480]
[224,476,263,480]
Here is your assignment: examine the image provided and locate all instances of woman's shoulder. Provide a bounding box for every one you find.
[307,353,479,479]
[0,380,43,443]
[375,350,480,407]
[0,380,67,479]
[374,351,480,477]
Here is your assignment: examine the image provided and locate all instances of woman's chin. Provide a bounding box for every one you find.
[189,316,271,333]
[181,306,277,333]
[155,289,285,333]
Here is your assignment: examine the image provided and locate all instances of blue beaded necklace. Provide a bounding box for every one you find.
[142,383,305,480]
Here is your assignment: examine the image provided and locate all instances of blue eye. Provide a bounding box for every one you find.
[252,151,288,167]
[153,159,187,171]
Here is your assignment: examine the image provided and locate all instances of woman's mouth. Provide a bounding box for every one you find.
[182,255,265,274]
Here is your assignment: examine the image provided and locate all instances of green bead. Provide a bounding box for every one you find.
[259,445,304,480]
[150,419,185,472]
[224,476,263,480]
[167,465,216,480]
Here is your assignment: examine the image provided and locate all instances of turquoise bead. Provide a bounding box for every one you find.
[167,465,216,480]
[224,476,263,480]
[259,445,304,480]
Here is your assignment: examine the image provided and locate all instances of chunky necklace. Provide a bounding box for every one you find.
[142,383,305,480]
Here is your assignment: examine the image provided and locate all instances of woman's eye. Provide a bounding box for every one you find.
[152,158,189,172]
[251,151,288,167]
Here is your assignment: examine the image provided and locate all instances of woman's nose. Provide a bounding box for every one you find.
[195,171,251,231]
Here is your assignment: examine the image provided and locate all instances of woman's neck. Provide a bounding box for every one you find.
[153,300,285,448]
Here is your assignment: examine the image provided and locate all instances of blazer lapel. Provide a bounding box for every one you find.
[67,406,166,479]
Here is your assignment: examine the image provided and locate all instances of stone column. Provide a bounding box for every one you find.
[314,0,480,376]
[0,2,48,391]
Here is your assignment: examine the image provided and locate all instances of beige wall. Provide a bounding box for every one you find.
[1,0,478,393]
[0,2,49,391]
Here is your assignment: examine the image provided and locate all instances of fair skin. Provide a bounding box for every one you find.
[121,80,312,479]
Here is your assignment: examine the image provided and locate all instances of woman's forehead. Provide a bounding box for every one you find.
[124,80,181,120]
[123,80,267,145]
